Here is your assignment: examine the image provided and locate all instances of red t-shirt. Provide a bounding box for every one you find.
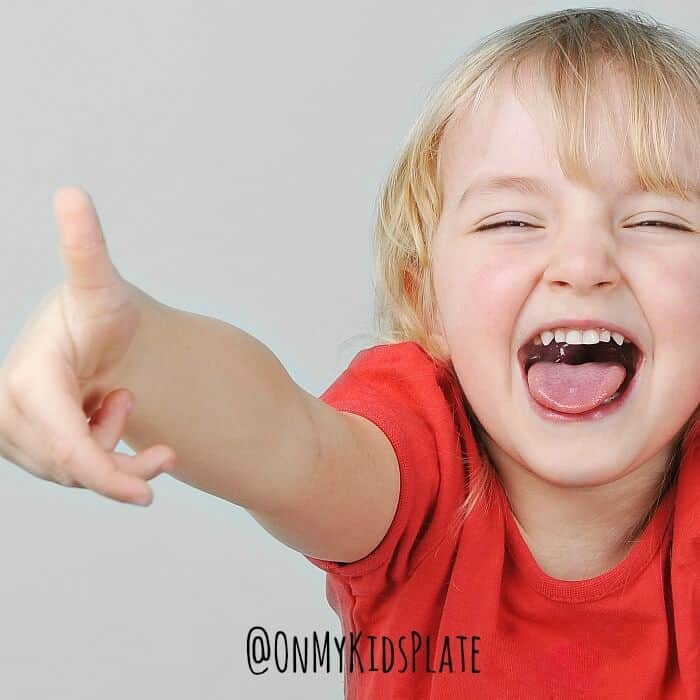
[305,341,700,699]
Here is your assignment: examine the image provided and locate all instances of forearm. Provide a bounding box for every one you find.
[102,285,319,511]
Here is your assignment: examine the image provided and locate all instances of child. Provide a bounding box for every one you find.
[0,6,698,699]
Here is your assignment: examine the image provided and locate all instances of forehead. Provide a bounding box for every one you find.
[437,64,696,202]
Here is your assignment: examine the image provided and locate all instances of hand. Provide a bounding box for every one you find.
[0,186,176,506]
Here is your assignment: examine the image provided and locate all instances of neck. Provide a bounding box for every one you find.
[482,435,675,580]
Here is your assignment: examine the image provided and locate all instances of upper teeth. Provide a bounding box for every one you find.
[534,328,628,347]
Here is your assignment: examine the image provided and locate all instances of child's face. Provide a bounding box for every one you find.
[431,66,700,487]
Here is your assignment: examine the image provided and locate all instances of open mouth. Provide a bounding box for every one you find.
[517,336,643,409]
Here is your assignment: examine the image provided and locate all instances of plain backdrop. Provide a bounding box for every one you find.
[0,1,696,698]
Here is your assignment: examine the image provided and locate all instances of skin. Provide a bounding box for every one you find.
[429,64,700,580]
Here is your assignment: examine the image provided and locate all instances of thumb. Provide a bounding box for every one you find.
[53,186,122,292]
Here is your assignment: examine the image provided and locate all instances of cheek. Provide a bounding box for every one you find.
[638,251,700,348]
[435,250,531,414]
[437,248,529,339]
[639,253,700,432]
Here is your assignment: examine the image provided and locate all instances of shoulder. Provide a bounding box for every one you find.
[306,341,469,583]
[321,340,453,407]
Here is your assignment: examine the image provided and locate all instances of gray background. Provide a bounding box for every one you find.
[0,1,695,698]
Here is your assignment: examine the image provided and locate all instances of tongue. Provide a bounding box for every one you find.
[527,361,626,414]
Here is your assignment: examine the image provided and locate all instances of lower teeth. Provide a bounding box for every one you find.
[600,370,634,406]
[601,391,621,406]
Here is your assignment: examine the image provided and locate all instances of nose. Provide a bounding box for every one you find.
[542,223,621,293]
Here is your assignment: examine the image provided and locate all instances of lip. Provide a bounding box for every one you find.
[518,351,646,422]
[518,318,645,355]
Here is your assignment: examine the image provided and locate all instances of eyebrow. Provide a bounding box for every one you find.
[457,173,700,207]
[458,175,551,208]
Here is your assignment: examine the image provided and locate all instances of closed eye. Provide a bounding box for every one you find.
[475,220,693,231]
[631,220,693,231]
[475,220,537,231]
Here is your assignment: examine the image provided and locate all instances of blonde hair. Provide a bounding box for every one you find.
[369,8,700,532]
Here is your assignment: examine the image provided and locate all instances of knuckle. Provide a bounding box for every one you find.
[0,426,18,462]
[52,468,77,488]
[0,438,16,464]
[5,370,28,402]
[0,403,27,465]
[51,468,76,487]
[0,404,15,451]
[47,434,78,486]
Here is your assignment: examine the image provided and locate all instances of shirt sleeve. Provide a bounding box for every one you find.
[303,341,466,586]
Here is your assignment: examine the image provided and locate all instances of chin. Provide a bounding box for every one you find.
[520,454,636,488]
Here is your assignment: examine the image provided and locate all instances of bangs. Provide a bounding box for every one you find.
[460,12,700,201]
